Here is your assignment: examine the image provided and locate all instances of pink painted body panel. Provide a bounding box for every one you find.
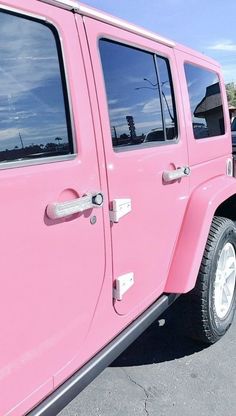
[0,1,235,415]
[0,2,107,415]
[165,47,233,293]
[84,17,190,316]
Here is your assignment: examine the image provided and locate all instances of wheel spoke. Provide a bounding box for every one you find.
[226,269,235,283]
[222,289,229,305]
[223,284,231,297]
[214,242,236,319]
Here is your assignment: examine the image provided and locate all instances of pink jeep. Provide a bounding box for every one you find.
[0,1,235,415]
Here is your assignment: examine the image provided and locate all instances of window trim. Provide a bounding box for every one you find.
[0,5,76,169]
[98,37,179,153]
[184,61,226,141]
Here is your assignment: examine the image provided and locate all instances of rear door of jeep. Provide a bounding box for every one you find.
[83,17,190,316]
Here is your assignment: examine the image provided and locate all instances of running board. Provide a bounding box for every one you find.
[28,293,179,416]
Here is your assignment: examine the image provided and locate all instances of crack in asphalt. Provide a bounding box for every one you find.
[122,369,149,416]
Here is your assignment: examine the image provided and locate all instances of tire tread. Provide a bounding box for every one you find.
[185,216,235,344]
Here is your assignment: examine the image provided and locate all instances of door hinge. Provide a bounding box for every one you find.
[113,272,134,301]
[109,198,132,223]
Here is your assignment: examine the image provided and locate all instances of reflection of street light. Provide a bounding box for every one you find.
[135,78,157,91]
[112,126,117,139]
[135,78,175,123]
[143,78,157,87]
[19,132,24,149]
[161,82,175,123]
[135,86,156,91]
[112,126,118,146]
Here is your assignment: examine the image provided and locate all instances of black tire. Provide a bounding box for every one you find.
[185,216,236,344]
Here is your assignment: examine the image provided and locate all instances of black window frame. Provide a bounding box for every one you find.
[99,38,178,152]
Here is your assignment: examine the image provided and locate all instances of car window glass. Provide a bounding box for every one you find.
[184,63,225,139]
[0,11,73,164]
[156,56,177,140]
[100,39,177,149]
[231,118,236,131]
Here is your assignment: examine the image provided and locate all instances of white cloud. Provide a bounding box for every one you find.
[108,99,118,105]
[208,41,236,51]
[142,98,160,114]
[109,107,131,115]
[142,96,172,114]
[0,14,59,100]
[0,127,27,141]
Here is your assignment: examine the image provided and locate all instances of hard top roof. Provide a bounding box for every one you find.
[38,0,219,67]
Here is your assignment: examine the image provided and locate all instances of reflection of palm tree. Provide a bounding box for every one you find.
[55,137,62,146]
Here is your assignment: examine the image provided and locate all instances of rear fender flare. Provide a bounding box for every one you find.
[165,176,236,293]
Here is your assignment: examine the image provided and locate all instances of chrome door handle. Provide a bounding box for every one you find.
[162,166,191,183]
[47,192,104,220]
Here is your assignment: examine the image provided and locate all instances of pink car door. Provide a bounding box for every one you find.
[0,3,105,415]
[84,18,190,316]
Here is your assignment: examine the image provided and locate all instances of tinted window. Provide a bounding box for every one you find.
[156,56,177,140]
[99,39,177,149]
[231,118,236,132]
[184,64,225,139]
[0,11,73,164]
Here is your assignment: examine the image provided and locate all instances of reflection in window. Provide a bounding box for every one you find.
[184,64,225,139]
[99,39,177,149]
[0,11,73,163]
[156,57,177,140]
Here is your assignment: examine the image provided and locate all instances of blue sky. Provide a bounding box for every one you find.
[83,0,236,84]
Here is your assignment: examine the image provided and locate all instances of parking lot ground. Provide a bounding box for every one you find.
[59,299,236,416]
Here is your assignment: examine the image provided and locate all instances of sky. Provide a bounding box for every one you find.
[83,0,236,85]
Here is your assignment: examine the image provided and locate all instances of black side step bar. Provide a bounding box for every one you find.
[28,293,179,416]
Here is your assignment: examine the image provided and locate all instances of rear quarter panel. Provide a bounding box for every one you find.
[165,46,235,293]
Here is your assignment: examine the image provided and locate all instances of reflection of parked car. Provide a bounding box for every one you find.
[231,118,236,152]
[144,128,164,142]
[193,122,209,139]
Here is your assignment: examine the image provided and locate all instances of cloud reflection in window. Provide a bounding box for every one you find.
[0,11,72,163]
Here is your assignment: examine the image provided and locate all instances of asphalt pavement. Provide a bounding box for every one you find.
[59,299,236,416]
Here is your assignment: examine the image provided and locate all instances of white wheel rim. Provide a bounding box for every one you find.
[214,242,236,319]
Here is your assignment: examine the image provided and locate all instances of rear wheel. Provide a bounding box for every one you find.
[185,216,236,344]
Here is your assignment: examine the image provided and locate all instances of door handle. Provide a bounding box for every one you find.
[162,166,191,183]
[47,192,104,220]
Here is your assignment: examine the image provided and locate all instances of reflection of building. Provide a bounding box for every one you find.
[229,105,236,122]
[194,82,224,136]
[126,116,136,139]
